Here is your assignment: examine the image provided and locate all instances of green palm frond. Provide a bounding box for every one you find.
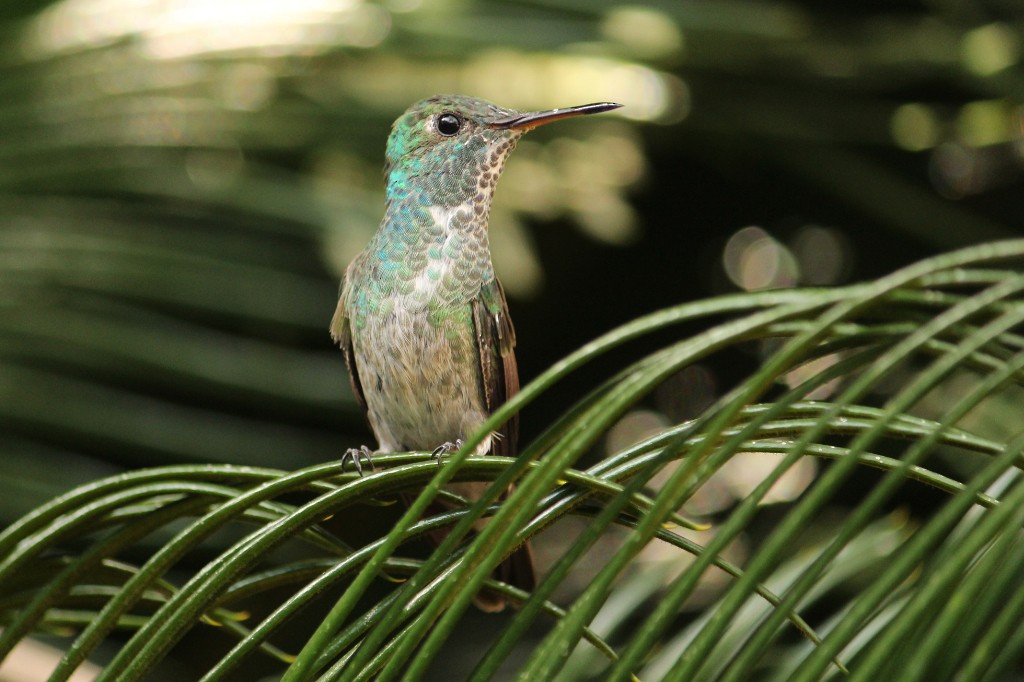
[3,242,1024,680]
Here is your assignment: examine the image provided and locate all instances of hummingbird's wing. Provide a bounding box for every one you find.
[471,278,534,611]
[330,270,368,414]
[472,278,518,457]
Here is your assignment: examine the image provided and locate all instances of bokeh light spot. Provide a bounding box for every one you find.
[962,22,1020,76]
[891,103,939,152]
[602,6,684,60]
[957,99,1013,147]
[25,0,390,60]
[723,226,798,291]
[790,225,850,285]
[606,409,670,455]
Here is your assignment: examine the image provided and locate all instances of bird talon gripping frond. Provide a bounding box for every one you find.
[431,438,464,465]
[340,445,375,476]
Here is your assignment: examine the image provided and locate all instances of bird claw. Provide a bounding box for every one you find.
[341,445,375,476]
[431,439,464,466]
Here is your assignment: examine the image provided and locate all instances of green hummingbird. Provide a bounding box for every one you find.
[331,94,621,611]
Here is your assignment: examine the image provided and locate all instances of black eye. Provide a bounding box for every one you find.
[437,113,462,136]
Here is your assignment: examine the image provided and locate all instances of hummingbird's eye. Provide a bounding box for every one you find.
[436,113,462,136]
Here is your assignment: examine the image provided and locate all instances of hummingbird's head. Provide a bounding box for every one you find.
[383,94,620,208]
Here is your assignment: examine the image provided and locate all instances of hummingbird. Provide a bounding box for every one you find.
[331,94,621,611]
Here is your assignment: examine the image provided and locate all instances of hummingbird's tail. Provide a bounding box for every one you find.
[403,483,536,612]
[474,538,535,613]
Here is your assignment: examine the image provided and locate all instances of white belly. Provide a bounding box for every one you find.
[353,307,490,453]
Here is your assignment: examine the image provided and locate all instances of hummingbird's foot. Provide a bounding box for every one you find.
[341,445,375,476]
[431,439,465,466]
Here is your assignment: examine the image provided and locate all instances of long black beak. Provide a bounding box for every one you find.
[489,102,622,130]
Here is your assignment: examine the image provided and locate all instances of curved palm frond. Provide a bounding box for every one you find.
[2,243,1024,680]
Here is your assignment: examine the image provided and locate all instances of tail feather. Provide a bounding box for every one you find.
[403,485,536,612]
[473,541,536,613]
